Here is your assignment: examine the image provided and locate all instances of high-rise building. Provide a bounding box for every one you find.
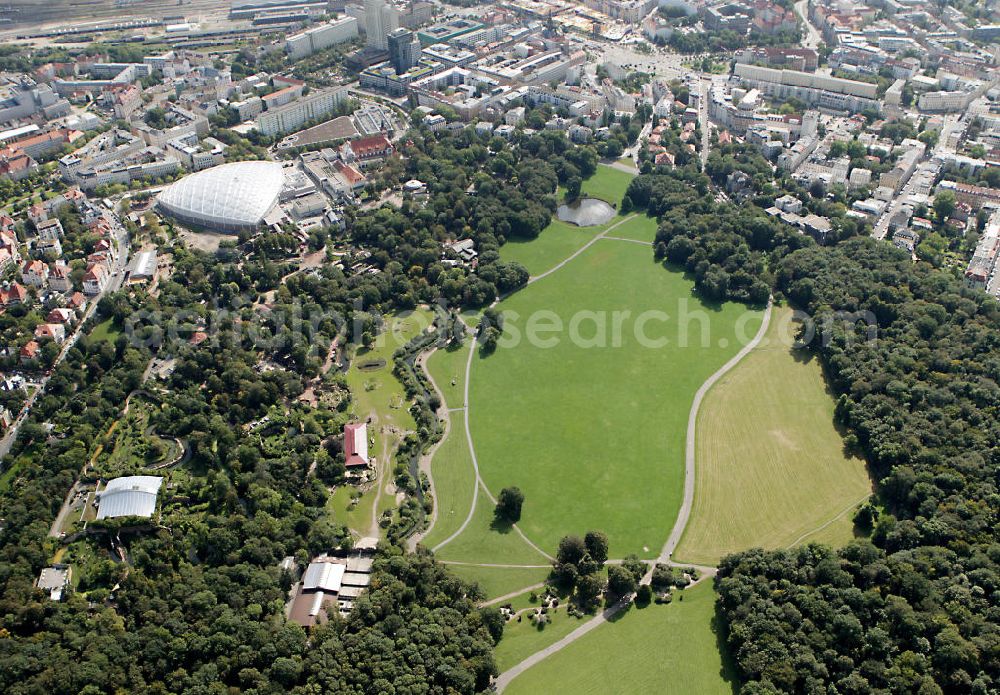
[387,28,421,75]
[364,0,400,51]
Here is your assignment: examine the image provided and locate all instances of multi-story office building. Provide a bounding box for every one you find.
[364,0,400,51]
[388,28,421,75]
[254,87,349,136]
[286,16,360,60]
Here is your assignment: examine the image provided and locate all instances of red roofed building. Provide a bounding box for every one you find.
[0,152,36,181]
[68,291,87,311]
[344,422,369,468]
[333,160,367,192]
[47,307,74,324]
[1,283,28,307]
[341,135,394,167]
[20,340,40,363]
[49,261,72,293]
[22,259,49,287]
[83,263,110,296]
[35,322,66,344]
[109,84,142,120]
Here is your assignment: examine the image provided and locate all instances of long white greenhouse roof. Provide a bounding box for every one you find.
[96,475,163,520]
[302,561,346,593]
[157,160,283,229]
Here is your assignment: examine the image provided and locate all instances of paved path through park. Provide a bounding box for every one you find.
[496,299,773,691]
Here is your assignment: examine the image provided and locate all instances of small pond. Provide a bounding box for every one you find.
[556,198,615,227]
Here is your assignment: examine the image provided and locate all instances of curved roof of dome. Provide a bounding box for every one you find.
[157,161,284,229]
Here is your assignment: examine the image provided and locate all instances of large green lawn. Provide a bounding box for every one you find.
[675,305,872,564]
[421,415,476,549]
[503,581,736,695]
[435,482,551,565]
[495,606,589,672]
[501,219,602,277]
[470,239,762,557]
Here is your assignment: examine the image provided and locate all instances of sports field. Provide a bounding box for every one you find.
[470,240,762,557]
[503,581,735,695]
[674,305,873,565]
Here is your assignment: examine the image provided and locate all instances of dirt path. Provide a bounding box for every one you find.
[434,215,644,560]
[428,328,551,563]
[406,347,453,551]
[785,492,871,548]
[494,598,631,691]
[495,571,717,691]
[481,582,549,608]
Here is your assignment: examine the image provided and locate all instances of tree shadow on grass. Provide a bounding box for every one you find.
[711,595,741,695]
[489,514,516,535]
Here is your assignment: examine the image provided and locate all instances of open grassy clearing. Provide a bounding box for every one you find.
[495,606,589,672]
[344,308,435,432]
[428,340,469,412]
[89,318,122,344]
[580,165,634,207]
[420,339,474,549]
[471,240,762,557]
[604,214,659,243]
[422,337,551,598]
[501,219,601,277]
[435,484,550,565]
[675,305,873,565]
[446,564,551,602]
[503,581,735,695]
[326,484,376,534]
[500,165,636,276]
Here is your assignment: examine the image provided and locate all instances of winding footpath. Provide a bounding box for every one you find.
[646,298,773,578]
[413,219,776,690]
[430,215,642,561]
[405,348,453,552]
[497,298,773,692]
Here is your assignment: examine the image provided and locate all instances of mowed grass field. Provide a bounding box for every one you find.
[446,564,550,601]
[501,165,638,276]
[420,339,475,548]
[503,581,735,695]
[580,165,634,207]
[675,305,873,565]
[470,239,762,557]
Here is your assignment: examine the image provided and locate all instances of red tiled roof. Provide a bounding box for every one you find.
[349,134,393,158]
[344,422,368,467]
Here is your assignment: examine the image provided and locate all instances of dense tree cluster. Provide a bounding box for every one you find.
[717,239,1000,693]
[627,171,808,304]
[348,128,598,308]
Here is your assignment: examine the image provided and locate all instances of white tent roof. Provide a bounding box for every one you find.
[96,475,163,520]
[157,160,283,230]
